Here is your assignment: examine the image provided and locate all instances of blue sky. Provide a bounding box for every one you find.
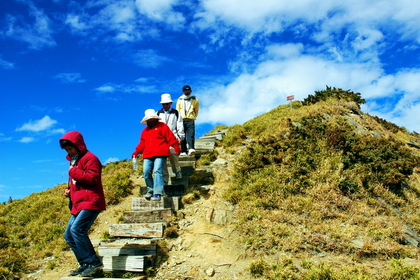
[1,0,420,202]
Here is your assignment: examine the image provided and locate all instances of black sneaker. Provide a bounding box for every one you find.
[69,264,87,276]
[79,261,103,277]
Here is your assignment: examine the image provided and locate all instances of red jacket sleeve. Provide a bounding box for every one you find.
[132,131,146,157]
[69,154,102,186]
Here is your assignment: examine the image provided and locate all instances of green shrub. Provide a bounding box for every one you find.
[384,259,420,280]
[0,248,26,279]
[102,160,134,205]
[248,259,268,277]
[302,86,365,109]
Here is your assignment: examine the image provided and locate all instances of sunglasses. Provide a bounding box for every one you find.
[162,103,171,105]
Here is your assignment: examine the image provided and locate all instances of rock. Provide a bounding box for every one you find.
[206,267,215,276]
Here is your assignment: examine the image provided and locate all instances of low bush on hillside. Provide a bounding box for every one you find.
[302,86,366,109]
[102,160,135,205]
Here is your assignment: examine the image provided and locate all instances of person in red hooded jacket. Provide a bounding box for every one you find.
[60,131,106,277]
[132,109,180,201]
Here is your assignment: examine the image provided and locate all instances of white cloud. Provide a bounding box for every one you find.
[54,73,86,83]
[95,82,157,95]
[96,84,116,93]
[135,0,185,27]
[65,14,88,31]
[18,137,35,143]
[0,57,14,69]
[104,157,119,164]
[4,4,56,49]
[16,115,57,132]
[49,128,66,135]
[0,133,12,142]
[132,49,170,68]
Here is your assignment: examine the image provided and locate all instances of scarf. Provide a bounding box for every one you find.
[70,153,79,184]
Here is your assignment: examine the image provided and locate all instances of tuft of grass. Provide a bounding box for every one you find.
[181,190,201,204]
[163,226,179,238]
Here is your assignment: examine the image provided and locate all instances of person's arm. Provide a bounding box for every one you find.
[69,156,102,186]
[165,125,181,155]
[194,99,199,117]
[176,113,185,140]
[132,131,146,157]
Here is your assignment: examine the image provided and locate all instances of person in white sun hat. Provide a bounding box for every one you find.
[132,109,180,201]
[176,85,199,156]
[157,93,184,182]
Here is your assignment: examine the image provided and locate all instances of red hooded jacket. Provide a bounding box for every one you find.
[60,131,106,215]
[132,122,180,159]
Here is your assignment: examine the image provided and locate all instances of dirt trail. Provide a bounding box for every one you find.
[25,155,254,280]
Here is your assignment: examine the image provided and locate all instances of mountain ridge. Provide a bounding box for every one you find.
[2,86,420,279]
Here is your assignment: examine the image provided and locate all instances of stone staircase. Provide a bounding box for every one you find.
[59,129,227,279]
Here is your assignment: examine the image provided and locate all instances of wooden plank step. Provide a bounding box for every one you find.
[132,196,180,211]
[168,160,195,167]
[98,242,157,257]
[123,209,172,223]
[109,223,164,238]
[203,129,228,140]
[132,196,165,210]
[102,255,151,272]
[195,140,215,150]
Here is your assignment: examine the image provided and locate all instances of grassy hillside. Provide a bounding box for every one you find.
[219,87,420,279]
[1,86,420,279]
[0,160,134,279]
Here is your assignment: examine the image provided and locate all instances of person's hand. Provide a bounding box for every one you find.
[64,188,70,197]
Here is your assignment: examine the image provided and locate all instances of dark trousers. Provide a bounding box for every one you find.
[181,120,195,152]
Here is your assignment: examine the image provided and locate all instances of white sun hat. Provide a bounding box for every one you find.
[160,93,173,104]
[141,109,161,124]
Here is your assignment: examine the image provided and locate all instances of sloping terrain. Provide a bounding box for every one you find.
[3,88,420,280]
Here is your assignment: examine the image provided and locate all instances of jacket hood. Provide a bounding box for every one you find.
[60,131,87,154]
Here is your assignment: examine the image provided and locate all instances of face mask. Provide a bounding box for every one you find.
[147,119,158,128]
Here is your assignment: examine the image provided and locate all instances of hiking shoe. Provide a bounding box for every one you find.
[69,264,87,276]
[144,191,153,199]
[151,194,161,201]
[79,261,103,277]
[176,171,182,179]
[188,149,196,156]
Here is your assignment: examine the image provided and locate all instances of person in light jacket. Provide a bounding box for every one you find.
[157,93,184,182]
[60,131,105,277]
[132,109,181,201]
[176,85,199,156]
